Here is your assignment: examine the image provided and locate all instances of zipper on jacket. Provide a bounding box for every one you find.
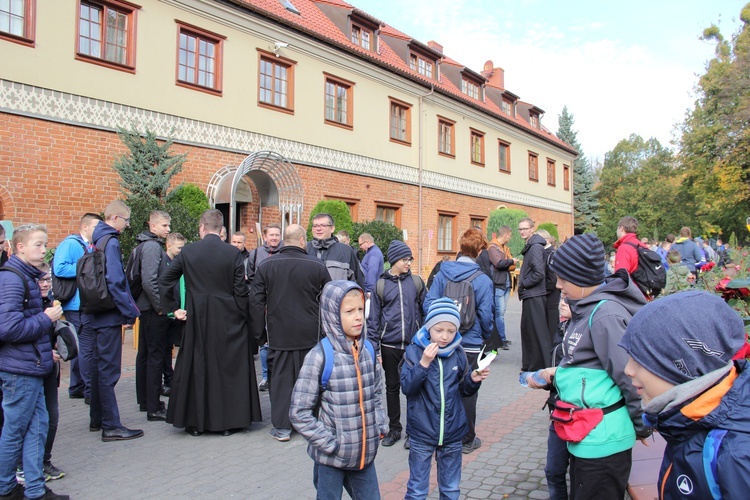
[660,463,673,499]
[580,376,589,408]
[398,280,406,348]
[438,358,445,446]
[352,342,367,470]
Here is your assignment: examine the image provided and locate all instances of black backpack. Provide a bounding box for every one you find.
[124,240,159,300]
[51,237,87,303]
[76,235,116,314]
[625,242,667,298]
[442,270,484,333]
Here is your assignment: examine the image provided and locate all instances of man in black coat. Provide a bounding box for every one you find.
[250,224,330,441]
[159,209,261,436]
[517,217,549,372]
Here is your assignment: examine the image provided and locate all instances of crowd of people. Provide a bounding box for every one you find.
[0,208,748,499]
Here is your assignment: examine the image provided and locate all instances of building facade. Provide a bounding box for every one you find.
[0,0,576,275]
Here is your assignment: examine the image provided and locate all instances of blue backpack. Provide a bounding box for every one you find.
[319,336,375,391]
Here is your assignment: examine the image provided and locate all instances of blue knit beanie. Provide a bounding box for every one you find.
[424,297,461,331]
[549,233,605,287]
[619,291,745,385]
[387,240,412,265]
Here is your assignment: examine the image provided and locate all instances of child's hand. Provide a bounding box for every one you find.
[44,305,63,322]
[420,342,439,368]
[472,367,490,382]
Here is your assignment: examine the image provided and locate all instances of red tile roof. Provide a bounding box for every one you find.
[227,0,576,155]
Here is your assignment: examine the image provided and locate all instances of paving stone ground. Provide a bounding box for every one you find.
[49,296,555,499]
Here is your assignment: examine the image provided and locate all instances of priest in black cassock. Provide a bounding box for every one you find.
[159,209,262,436]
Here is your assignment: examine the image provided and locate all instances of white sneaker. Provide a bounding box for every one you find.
[15,468,25,484]
[269,428,291,442]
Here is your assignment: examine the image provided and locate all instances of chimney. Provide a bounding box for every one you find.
[427,40,443,54]
[481,60,504,89]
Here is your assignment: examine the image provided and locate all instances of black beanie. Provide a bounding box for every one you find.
[549,234,605,287]
[387,240,412,265]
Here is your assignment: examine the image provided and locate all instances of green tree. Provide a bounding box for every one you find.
[537,222,559,242]
[557,106,599,234]
[351,220,404,259]
[112,126,187,203]
[307,200,353,240]
[168,183,211,218]
[597,134,691,248]
[487,208,528,257]
[680,6,750,241]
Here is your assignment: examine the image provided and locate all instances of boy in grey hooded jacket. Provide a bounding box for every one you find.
[290,281,388,498]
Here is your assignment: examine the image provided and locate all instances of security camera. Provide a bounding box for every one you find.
[274,42,289,49]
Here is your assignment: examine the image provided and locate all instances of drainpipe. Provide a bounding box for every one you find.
[418,85,434,277]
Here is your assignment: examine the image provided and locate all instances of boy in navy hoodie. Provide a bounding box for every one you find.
[401,298,489,499]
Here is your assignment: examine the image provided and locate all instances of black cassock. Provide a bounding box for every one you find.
[160,233,262,432]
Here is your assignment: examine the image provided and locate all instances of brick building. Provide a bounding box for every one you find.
[0,0,576,276]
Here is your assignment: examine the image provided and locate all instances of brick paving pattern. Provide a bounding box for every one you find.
[50,297,561,498]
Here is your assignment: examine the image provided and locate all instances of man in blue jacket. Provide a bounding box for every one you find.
[83,200,142,442]
[357,232,383,295]
[0,224,68,500]
[52,213,101,401]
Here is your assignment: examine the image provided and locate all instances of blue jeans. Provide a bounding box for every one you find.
[0,372,48,499]
[494,287,509,342]
[260,343,268,380]
[313,461,380,500]
[406,439,462,499]
[546,424,570,500]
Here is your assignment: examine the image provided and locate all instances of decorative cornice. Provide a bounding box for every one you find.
[0,79,571,213]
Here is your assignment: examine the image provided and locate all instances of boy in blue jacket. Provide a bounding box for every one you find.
[0,224,67,500]
[620,291,750,499]
[366,240,425,448]
[401,298,489,499]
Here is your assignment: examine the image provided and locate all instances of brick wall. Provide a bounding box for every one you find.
[1,113,572,276]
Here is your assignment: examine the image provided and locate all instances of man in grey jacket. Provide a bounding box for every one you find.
[132,210,170,421]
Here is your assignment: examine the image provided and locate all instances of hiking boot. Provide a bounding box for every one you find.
[381,431,401,447]
[43,462,65,481]
[258,379,268,391]
[462,437,482,454]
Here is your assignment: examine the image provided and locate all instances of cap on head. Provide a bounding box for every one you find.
[424,297,460,331]
[549,233,605,287]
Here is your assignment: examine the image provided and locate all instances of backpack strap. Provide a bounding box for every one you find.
[411,274,424,297]
[703,428,727,499]
[0,267,31,307]
[588,299,608,329]
[320,336,375,391]
[467,270,484,283]
[375,278,385,303]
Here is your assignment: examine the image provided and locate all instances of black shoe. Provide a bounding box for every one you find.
[186,427,203,437]
[403,435,410,449]
[501,341,510,350]
[37,486,69,500]
[381,432,401,447]
[89,423,102,432]
[101,427,144,442]
[0,483,24,500]
[161,385,171,397]
[147,409,168,421]
[68,391,84,399]
[84,397,90,405]
[462,437,482,454]
[220,428,241,436]
[258,379,268,391]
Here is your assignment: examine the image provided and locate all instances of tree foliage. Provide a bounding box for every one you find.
[557,107,600,234]
[537,222,559,242]
[680,9,750,242]
[487,208,528,257]
[168,183,211,219]
[596,134,692,248]
[351,220,404,259]
[112,126,187,203]
[306,200,353,241]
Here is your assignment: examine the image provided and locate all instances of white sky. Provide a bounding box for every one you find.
[350,0,747,161]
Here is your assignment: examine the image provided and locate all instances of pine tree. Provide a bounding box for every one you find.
[112,126,187,203]
[556,107,599,234]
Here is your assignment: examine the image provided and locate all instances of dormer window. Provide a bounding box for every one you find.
[409,54,433,78]
[351,24,371,50]
[462,79,479,100]
[501,99,512,115]
[530,114,539,128]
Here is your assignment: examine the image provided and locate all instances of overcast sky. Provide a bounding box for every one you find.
[351,0,746,161]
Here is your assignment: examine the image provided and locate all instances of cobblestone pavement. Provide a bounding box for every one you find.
[50,297,553,499]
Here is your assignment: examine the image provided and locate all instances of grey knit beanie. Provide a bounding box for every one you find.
[548,233,605,287]
[387,240,412,265]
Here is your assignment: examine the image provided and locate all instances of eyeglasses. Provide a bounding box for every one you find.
[312,224,332,229]
[37,277,52,283]
[518,227,532,231]
[117,215,131,223]
[401,258,414,264]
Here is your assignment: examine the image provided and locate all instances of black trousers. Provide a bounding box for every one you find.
[521,295,550,372]
[135,309,169,413]
[546,290,561,341]
[380,345,406,435]
[570,448,632,499]
[461,351,479,445]
[267,348,310,430]
[162,319,182,386]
